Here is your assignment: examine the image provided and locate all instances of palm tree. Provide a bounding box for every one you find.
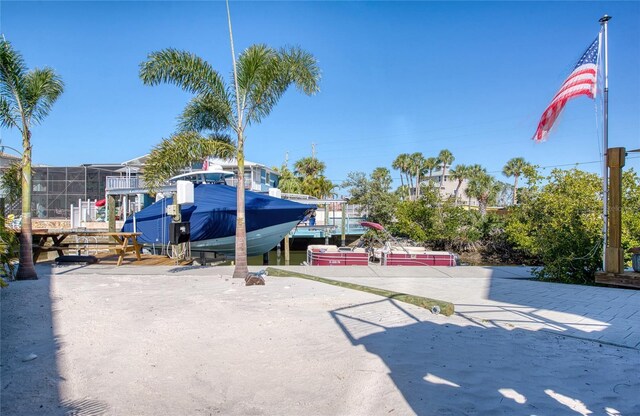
[392,153,412,198]
[502,157,532,205]
[294,156,325,179]
[140,45,320,279]
[274,164,302,194]
[437,149,454,190]
[465,172,500,216]
[467,164,486,179]
[302,176,334,199]
[142,132,235,191]
[391,154,406,195]
[448,164,469,204]
[409,152,425,199]
[0,39,64,280]
[423,157,439,187]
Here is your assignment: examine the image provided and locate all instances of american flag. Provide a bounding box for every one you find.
[533,35,600,142]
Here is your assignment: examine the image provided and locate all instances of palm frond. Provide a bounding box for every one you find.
[0,39,28,121]
[23,67,64,126]
[279,46,321,95]
[238,44,320,126]
[237,44,283,125]
[0,161,23,205]
[177,93,233,133]
[140,49,228,99]
[142,131,236,192]
[0,96,18,129]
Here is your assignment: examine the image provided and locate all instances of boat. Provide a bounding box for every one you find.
[306,245,369,266]
[122,183,315,257]
[305,221,457,266]
[363,221,458,266]
[378,246,457,266]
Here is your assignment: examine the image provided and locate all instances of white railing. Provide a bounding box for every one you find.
[224,178,255,190]
[106,176,144,190]
[281,192,313,200]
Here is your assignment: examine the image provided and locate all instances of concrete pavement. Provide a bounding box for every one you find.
[52,263,640,348]
[272,265,640,349]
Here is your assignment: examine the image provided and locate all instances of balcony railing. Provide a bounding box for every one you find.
[106,176,145,190]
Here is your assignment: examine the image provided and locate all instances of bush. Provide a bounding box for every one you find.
[1,225,19,285]
[505,169,603,284]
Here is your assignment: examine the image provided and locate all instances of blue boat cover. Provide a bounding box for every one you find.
[122,184,315,244]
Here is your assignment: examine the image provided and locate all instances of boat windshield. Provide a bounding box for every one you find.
[169,171,234,185]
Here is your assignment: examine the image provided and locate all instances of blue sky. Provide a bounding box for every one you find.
[1,1,638,189]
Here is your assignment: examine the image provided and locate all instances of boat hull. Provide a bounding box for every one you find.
[307,245,369,266]
[306,245,457,266]
[190,220,300,257]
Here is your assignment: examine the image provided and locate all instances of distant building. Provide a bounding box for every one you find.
[0,152,20,168]
[420,168,480,207]
[2,163,121,219]
[203,157,280,192]
[1,153,282,221]
[105,155,282,220]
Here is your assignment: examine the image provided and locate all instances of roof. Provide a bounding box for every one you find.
[0,152,20,160]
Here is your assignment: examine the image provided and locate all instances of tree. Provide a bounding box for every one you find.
[142,132,235,191]
[409,152,425,199]
[621,169,640,264]
[274,164,302,194]
[502,157,533,205]
[465,171,500,216]
[392,153,412,199]
[140,45,320,279]
[391,154,407,197]
[292,155,333,198]
[437,149,454,190]
[342,168,397,225]
[505,169,603,283]
[448,164,469,205]
[301,176,334,199]
[423,157,439,186]
[0,39,64,280]
[294,156,325,179]
[0,161,23,206]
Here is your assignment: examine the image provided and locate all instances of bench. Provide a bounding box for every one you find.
[31,231,142,266]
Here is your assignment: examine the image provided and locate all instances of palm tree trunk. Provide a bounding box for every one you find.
[454,181,463,206]
[16,130,37,280]
[415,168,420,199]
[513,175,519,205]
[232,139,249,279]
[407,172,414,201]
[479,197,487,217]
[399,175,405,200]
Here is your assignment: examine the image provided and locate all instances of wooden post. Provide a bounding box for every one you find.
[284,234,290,266]
[605,147,625,274]
[107,195,116,232]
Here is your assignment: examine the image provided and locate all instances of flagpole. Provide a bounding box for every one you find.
[599,15,611,271]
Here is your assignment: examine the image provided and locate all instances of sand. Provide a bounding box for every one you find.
[1,264,638,415]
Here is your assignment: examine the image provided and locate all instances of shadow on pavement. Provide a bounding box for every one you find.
[1,265,108,416]
[330,298,638,416]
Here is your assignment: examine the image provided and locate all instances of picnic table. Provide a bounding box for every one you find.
[31,230,142,266]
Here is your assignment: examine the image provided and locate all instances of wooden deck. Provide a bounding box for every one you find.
[595,271,640,289]
[91,252,193,266]
[30,230,142,266]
